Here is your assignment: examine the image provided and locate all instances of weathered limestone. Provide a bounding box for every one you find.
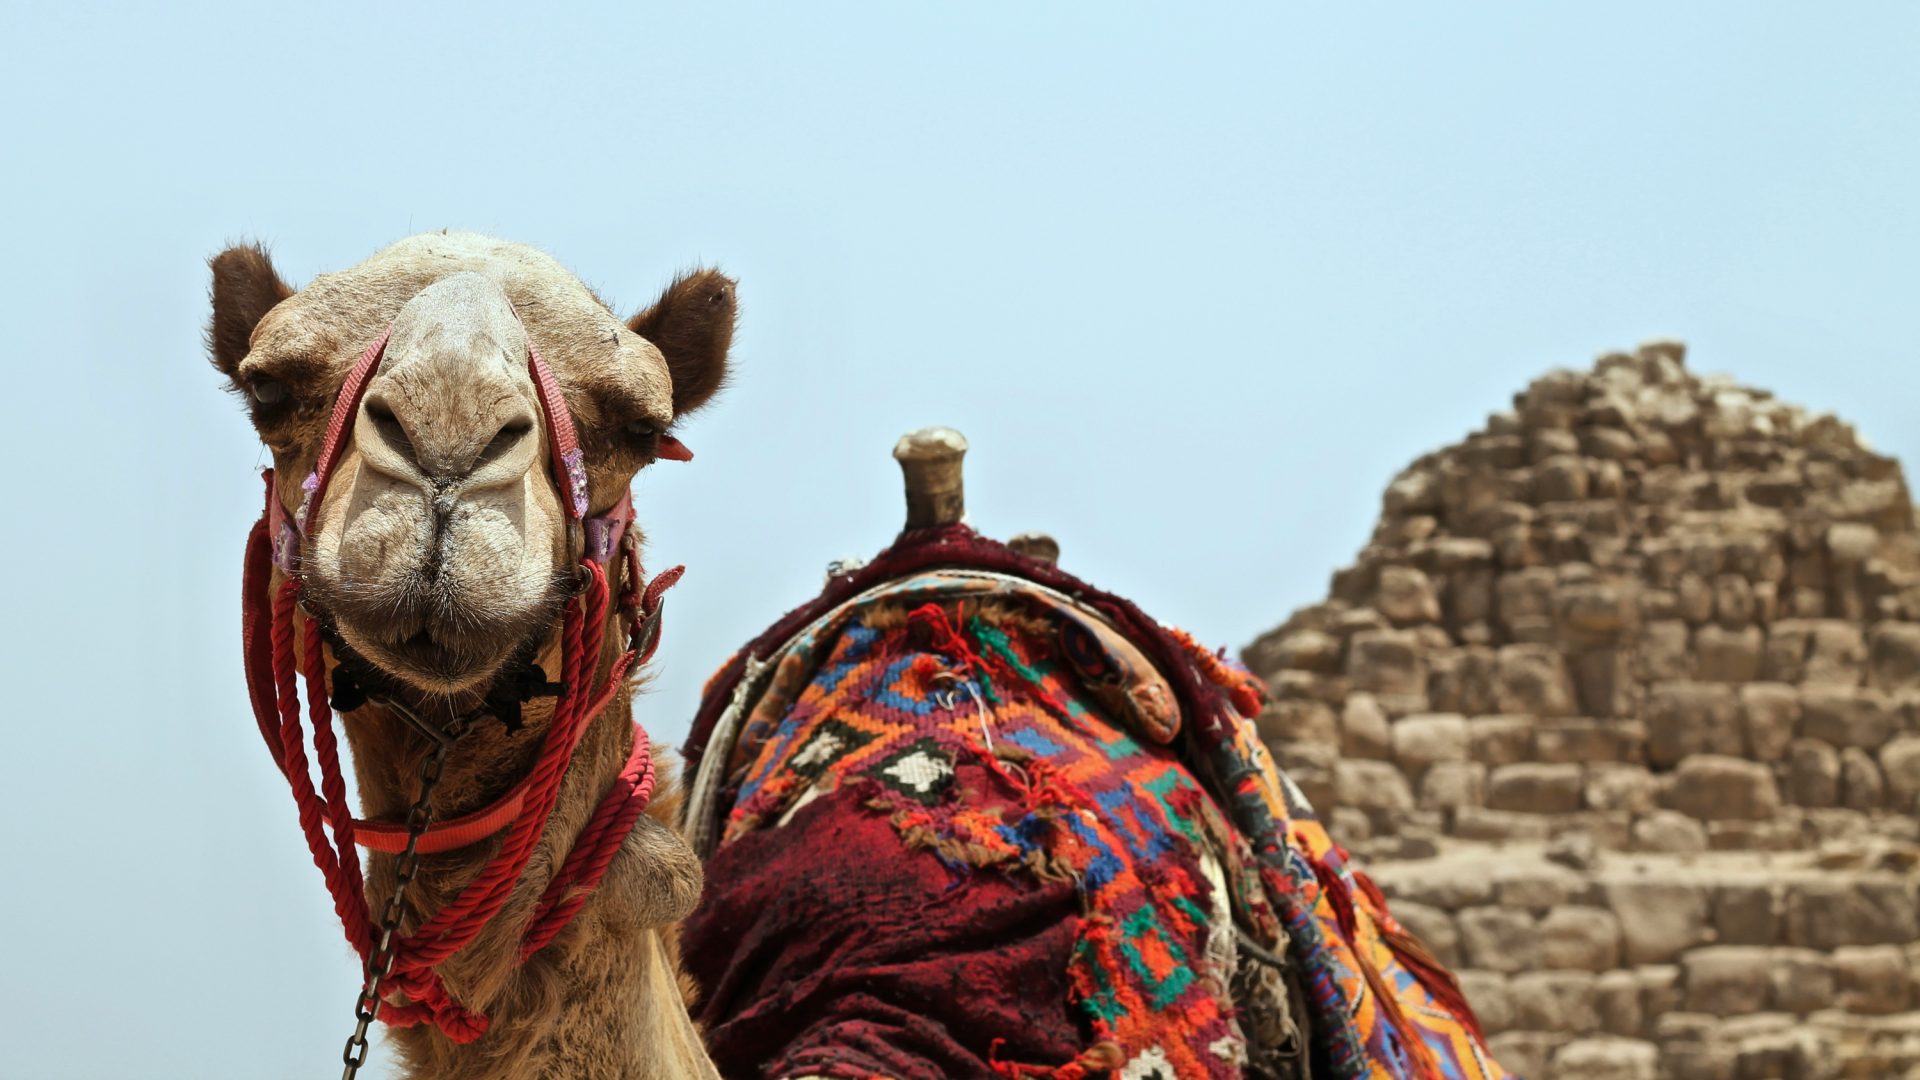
[1243,340,1920,1078]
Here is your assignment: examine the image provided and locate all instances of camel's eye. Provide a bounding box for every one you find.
[247,375,290,406]
[626,419,658,439]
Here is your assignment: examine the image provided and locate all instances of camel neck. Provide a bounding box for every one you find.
[340,674,716,1079]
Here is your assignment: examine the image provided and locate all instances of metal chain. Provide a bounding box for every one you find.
[340,706,473,1080]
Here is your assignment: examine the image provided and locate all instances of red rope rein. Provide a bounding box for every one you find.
[257,559,660,1043]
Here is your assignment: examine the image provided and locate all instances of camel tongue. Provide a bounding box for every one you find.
[658,435,694,462]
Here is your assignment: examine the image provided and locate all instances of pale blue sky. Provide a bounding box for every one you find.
[1,3,1915,1076]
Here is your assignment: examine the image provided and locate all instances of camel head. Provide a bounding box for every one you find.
[208,232,735,696]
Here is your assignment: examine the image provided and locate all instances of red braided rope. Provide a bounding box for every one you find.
[521,728,656,960]
[270,581,375,946]
[251,552,661,1043]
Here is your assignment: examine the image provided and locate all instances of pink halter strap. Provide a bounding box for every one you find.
[269,320,629,574]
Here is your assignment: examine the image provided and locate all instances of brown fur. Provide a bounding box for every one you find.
[207,242,294,378]
[210,234,730,1079]
[626,269,737,416]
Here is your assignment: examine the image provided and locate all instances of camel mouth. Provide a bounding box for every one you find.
[387,629,473,681]
[312,575,571,696]
[348,625,509,694]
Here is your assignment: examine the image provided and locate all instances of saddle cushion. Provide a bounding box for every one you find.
[682,557,1509,1080]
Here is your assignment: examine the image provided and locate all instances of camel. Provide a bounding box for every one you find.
[213,232,1504,1080]
[209,232,730,1080]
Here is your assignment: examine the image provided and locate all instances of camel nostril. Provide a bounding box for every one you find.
[365,397,418,467]
[475,418,535,472]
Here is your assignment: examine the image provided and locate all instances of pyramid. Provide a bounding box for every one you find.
[1243,340,1920,1078]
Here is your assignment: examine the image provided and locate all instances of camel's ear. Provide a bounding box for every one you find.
[627,269,737,417]
[207,243,293,378]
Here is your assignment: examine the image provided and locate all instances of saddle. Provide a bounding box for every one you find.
[676,431,1503,1080]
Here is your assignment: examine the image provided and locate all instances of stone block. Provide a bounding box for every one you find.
[1485,1032,1556,1080]
[1646,681,1743,768]
[1586,764,1657,814]
[1712,882,1780,946]
[1841,746,1886,810]
[1446,566,1498,629]
[1326,806,1372,846]
[1640,588,1683,623]
[1604,878,1709,964]
[1377,565,1442,626]
[1453,807,1553,843]
[1418,760,1486,811]
[1536,718,1644,764]
[1696,624,1765,682]
[1635,618,1697,676]
[1333,759,1415,817]
[1632,809,1708,854]
[1332,606,1390,637]
[1558,578,1636,644]
[1275,749,1338,813]
[1369,859,1497,911]
[1869,621,1920,692]
[1346,629,1428,697]
[1786,739,1841,808]
[1511,969,1598,1034]
[1785,586,1827,619]
[1738,683,1800,762]
[1594,969,1644,1037]
[1881,735,1920,812]
[1769,619,1869,686]
[1392,713,1469,772]
[1457,905,1540,973]
[1828,521,1880,563]
[1384,467,1442,515]
[1679,572,1716,625]
[1336,696,1392,763]
[1715,573,1756,628]
[1635,965,1683,1028]
[1683,946,1774,1016]
[1552,1037,1658,1080]
[1266,668,1347,708]
[1468,715,1535,766]
[1767,948,1833,1016]
[1550,812,1631,853]
[1784,876,1919,949]
[1579,424,1639,460]
[1487,763,1584,814]
[1495,860,1588,911]
[1497,567,1557,623]
[1261,628,1342,674]
[1540,906,1624,972]
[1571,648,1635,718]
[1495,643,1578,717]
[1255,698,1338,746]
[1660,755,1780,821]
[1706,818,1800,852]
[1726,1024,1835,1080]
[1457,969,1512,1035]
[1801,685,1896,749]
[1534,454,1591,503]
[1428,646,1499,716]
[1830,945,1909,1016]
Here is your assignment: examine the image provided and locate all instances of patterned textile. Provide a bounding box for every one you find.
[681,541,1509,1080]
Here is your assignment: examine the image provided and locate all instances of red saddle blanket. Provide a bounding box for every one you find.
[678,526,1508,1080]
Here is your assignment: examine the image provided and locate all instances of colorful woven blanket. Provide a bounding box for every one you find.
[679,527,1509,1080]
